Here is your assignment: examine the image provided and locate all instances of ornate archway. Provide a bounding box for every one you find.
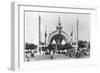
[47,16,70,47]
[47,31,69,45]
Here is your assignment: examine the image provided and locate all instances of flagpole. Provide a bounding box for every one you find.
[76,17,79,49]
[45,25,47,48]
[72,23,74,43]
[72,23,75,44]
[77,17,79,42]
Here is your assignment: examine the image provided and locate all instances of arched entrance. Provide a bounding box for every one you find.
[47,16,70,51]
[50,34,66,45]
[47,31,69,45]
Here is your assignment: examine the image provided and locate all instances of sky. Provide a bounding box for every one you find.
[25,11,90,45]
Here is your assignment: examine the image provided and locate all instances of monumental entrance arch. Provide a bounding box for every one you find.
[47,17,69,46]
[48,31,69,45]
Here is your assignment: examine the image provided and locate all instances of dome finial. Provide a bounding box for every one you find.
[56,16,62,32]
[58,16,61,26]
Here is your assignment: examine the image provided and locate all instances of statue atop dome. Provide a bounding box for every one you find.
[56,16,63,34]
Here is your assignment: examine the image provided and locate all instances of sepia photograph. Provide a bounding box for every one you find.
[24,11,90,62]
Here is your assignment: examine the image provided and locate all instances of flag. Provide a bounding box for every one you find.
[70,31,73,36]
[70,24,73,36]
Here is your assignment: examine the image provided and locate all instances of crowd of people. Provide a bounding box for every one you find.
[25,40,90,61]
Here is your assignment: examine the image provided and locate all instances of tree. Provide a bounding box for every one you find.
[25,43,37,50]
[78,40,86,48]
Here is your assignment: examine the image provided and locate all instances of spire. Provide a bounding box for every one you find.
[58,16,61,26]
[76,17,79,42]
[56,16,62,33]
[39,15,41,25]
[39,14,41,52]
[39,15,41,43]
[75,17,79,48]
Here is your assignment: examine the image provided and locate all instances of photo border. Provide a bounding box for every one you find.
[11,2,97,71]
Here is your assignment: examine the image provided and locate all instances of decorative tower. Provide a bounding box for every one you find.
[56,16,62,34]
[75,17,79,49]
[39,15,41,53]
